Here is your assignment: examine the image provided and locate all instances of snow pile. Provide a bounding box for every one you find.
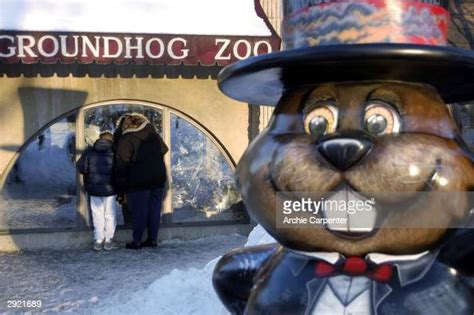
[244,224,276,246]
[98,258,226,315]
[97,225,275,315]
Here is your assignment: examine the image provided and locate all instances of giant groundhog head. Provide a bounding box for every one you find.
[236,82,474,256]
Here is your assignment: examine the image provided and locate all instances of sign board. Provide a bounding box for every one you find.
[0,32,280,66]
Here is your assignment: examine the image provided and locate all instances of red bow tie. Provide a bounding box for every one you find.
[314,256,394,283]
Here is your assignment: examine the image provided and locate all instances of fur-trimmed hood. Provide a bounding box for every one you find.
[120,113,151,135]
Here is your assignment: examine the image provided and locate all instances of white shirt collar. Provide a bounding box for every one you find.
[291,250,430,264]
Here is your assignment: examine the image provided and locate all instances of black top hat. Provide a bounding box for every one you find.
[218,0,474,105]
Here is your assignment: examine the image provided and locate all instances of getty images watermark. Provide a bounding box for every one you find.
[275,191,474,229]
[281,196,376,225]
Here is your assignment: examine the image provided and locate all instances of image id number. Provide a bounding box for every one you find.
[7,300,42,308]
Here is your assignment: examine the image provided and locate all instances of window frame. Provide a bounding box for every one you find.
[0,99,248,233]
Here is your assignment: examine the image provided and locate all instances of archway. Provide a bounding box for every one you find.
[0,100,246,231]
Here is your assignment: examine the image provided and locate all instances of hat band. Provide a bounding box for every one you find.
[282,0,450,49]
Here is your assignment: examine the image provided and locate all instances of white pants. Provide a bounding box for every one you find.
[90,195,117,242]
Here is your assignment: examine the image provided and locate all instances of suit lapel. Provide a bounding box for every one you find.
[305,278,328,315]
[285,254,310,276]
[394,250,438,287]
[371,251,438,314]
[282,250,329,314]
[372,281,393,314]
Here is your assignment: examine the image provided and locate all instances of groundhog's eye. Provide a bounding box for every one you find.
[364,103,400,135]
[304,106,337,138]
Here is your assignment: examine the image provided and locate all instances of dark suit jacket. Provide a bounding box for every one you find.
[214,244,473,315]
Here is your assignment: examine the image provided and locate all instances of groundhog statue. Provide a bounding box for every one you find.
[213,1,474,314]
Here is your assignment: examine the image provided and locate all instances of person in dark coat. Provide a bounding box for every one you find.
[114,113,168,250]
[77,131,119,251]
[113,113,132,225]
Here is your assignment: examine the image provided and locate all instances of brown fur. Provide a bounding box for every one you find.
[238,82,474,256]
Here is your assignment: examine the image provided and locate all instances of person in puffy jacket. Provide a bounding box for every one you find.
[77,132,119,251]
[114,113,168,250]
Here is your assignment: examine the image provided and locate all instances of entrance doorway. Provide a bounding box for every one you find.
[0,100,246,231]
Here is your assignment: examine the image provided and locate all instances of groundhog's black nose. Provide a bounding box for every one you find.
[317,131,373,171]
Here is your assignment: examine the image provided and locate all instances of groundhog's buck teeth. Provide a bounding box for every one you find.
[321,186,378,234]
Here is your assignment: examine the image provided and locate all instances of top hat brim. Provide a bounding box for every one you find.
[218,44,474,105]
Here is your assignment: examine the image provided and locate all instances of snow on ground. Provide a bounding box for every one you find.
[96,225,275,315]
[97,257,226,315]
[0,234,248,314]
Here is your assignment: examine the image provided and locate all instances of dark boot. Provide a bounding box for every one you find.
[141,239,157,248]
[126,242,142,250]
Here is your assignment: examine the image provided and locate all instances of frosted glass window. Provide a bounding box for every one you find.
[84,104,163,148]
[170,114,244,222]
[0,113,77,229]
